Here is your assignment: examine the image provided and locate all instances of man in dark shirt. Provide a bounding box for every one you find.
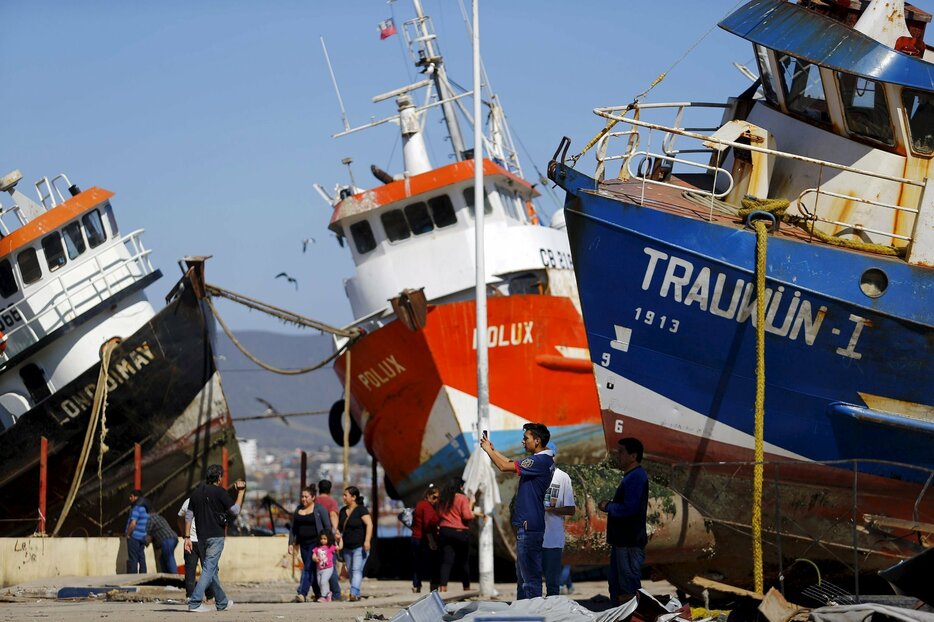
[599,437,649,604]
[481,422,554,600]
[183,464,246,612]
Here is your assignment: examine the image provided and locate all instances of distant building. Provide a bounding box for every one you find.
[238,438,258,468]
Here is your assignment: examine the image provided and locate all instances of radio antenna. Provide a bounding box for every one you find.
[320,36,351,132]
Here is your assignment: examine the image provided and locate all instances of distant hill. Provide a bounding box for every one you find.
[214,330,345,450]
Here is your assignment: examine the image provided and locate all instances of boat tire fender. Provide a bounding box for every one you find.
[328,399,362,447]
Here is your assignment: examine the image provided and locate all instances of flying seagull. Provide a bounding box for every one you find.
[275,272,298,290]
[302,238,316,253]
[255,397,289,427]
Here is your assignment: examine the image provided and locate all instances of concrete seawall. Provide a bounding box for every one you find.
[1,536,295,587]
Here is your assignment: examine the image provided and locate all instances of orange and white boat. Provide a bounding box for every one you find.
[322,3,604,504]
[318,3,718,570]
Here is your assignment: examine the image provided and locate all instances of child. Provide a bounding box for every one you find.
[311,532,338,602]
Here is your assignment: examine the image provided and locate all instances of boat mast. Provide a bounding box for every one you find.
[471,0,494,600]
[411,0,468,161]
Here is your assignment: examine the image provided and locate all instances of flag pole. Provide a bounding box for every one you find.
[473,0,495,599]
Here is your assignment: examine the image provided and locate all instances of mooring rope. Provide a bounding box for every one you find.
[752,219,768,594]
[204,296,357,376]
[204,283,360,338]
[53,338,120,537]
[737,196,905,257]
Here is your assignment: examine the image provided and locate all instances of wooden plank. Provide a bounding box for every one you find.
[691,576,764,599]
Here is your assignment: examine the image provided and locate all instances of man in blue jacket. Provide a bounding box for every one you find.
[599,437,648,604]
[481,422,554,600]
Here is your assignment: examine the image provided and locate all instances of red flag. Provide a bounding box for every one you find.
[378,18,397,40]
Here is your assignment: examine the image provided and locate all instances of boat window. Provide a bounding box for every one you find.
[428,195,456,228]
[381,210,411,242]
[463,187,492,218]
[0,260,17,298]
[496,185,520,220]
[350,220,376,254]
[754,45,778,107]
[83,209,107,248]
[404,202,434,235]
[778,55,830,125]
[17,248,41,285]
[63,221,87,259]
[902,88,934,154]
[20,363,51,404]
[102,202,119,236]
[837,73,894,146]
[41,233,67,272]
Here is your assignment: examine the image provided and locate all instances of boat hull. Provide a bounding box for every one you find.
[336,292,717,565]
[0,275,244,536]
[557,163,933,587]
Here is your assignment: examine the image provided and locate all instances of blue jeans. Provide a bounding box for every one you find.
[189,537,229,610]
[560,564,573,591]
[297,542,321,599]
[344,546,367,597]
[609,546,644,601]
[159,538,178,574]
[126,537,147,573]
[514,526,544,600]
[329,566,341,600]
[542,547,563,596]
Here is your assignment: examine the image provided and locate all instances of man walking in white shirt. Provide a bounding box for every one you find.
[542,442,576,597]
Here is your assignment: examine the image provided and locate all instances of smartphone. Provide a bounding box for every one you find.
[482,430,489,439]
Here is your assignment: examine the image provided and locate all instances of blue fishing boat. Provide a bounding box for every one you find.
[550,0,933,594]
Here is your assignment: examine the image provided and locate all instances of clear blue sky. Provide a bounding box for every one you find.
[1,1,752,334]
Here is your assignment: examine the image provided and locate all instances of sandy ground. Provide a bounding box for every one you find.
[0,578,678,621]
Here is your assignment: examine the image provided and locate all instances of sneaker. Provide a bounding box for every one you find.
[188,604,215,613]
[322,595,332,603]
[216,600,234,611]
[348,594,360,602]
[293,594,305,603]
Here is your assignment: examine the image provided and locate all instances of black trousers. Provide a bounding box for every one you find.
[438,527,470,588]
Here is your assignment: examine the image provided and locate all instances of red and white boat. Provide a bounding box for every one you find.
[322,3,601,504]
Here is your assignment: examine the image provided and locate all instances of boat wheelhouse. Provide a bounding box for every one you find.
[0,171,158,429]
[549,0,933,594]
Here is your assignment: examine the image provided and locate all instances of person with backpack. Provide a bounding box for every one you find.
[183,464,246,613]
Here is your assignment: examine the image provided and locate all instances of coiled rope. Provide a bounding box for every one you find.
[53,337,120,537]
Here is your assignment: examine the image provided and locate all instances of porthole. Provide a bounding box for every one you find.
[859,268,888,298]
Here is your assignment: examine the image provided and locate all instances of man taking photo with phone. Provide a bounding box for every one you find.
[480,423,554,600]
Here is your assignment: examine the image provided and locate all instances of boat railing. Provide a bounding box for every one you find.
[0,203,28,236]
[626,150,734,199]
[590,101,926,245]
[0,229,155,362]
[35,173,74,210]
[797,187,919,243]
